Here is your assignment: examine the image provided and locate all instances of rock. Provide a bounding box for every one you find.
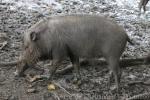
[73,1,78,5]
[27,88,36,93]
[0,32,8,43]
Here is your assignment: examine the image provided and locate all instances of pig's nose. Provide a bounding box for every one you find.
[14,71,20,80]
[14,70,19,77]
[14,70,25,78]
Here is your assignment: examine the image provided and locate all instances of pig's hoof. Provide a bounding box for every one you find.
[77,80,82,86]
[72,77,82,86]
[14,71,19,77]
[138,13,141,17]
[110,85,120,93]
[14,76,19,80]
[65,75,74,83]
[72,76,79,83]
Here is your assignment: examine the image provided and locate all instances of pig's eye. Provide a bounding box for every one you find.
[24,45,28,49]
[24,42,29,49]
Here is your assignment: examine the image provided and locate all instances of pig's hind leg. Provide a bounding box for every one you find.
[138,0,143,15]
[138,0,145,16]
[143,0,149,14]
[106,56,121,92]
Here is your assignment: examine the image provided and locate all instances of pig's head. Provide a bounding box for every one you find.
[15,28,42,77]
[15,19,52,77]
[14,55,29,77]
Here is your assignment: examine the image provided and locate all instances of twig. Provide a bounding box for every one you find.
[54,82,72,96]
[0,41,7,50]
[52,92,60,100]
[31,65,44,73]
[56,64,73,75]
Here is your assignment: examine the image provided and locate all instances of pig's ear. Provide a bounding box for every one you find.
[30,32,38,41]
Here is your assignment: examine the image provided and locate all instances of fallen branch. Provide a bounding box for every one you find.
[82,57,146,67]
[127,92,150,100]
[128,79,150,86]
[56,57,148,75]
[120,57,146,67]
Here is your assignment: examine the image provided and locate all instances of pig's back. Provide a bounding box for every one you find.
[48,15,128,58]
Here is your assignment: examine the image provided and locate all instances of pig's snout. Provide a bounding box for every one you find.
[14,69,25,77]
[14,62,29,78]
[14,70,19,77]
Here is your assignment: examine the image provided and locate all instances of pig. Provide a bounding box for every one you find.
[138,0,149,15]
[12,14,133,90]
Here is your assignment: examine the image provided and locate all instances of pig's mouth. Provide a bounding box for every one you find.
[14,63,29,77]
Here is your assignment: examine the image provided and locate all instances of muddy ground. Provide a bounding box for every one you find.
[0,0,150,100]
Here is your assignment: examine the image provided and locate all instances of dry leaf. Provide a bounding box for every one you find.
[26,74,42,82]
[47,84,56,91]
